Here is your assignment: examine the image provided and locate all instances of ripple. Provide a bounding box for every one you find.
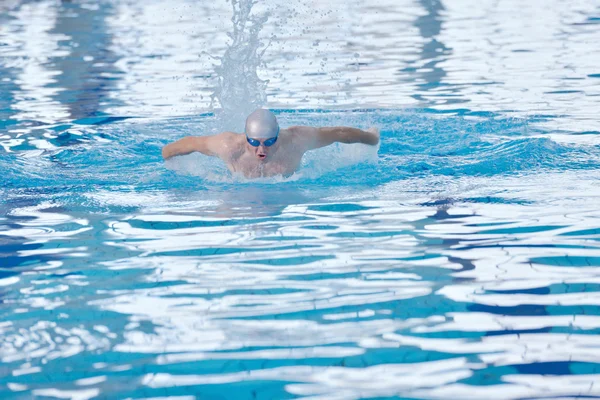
[2,0,600,398]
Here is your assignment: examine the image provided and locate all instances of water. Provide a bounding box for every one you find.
[2,0,600,398]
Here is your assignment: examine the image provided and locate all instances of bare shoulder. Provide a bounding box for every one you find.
[215,131,239,141]
[223,131,245,158]
[284,126,319,146]
[285,125,318,136]
[206,131,244,160]
[225,131,245,147]
[191,131,238,144]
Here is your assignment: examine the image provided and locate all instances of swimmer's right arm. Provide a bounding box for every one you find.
[161,133,232,160]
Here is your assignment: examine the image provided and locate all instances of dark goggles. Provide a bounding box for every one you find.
[246,135,278,147]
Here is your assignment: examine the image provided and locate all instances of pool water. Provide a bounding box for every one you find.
[2,0,600,399]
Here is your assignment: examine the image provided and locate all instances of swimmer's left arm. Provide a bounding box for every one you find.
[296,126,380,150]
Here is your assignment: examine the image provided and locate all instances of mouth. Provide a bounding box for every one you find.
[258,154,266,160]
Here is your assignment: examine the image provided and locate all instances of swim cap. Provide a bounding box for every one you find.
[245,109,279,139]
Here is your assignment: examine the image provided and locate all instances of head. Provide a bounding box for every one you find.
[244,109,279,161]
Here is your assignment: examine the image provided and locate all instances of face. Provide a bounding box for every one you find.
[246,136,278,161]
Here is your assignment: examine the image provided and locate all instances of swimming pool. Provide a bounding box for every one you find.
[2,0,600,398]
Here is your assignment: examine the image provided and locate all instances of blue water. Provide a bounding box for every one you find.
[2,0,600,399]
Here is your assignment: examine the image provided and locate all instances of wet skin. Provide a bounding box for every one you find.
[162,126,380,178]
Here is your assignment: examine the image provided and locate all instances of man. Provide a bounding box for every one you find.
[162,109,380,178]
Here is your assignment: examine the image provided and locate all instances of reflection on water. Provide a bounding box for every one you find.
[2,0,598,124]
[50,1,120,120]
[2,0,600,398]
[3,196,600,398]
[409,0,454,106]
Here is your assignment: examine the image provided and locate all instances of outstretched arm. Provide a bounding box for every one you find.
[294,126,380,151]
[162,132,233,160]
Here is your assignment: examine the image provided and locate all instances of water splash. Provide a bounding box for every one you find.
[166,2,382,182]
[212,0,270,132]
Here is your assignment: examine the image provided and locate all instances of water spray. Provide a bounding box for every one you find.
[212,0,270,132]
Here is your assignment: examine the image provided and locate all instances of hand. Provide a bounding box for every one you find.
[367,127,380,145]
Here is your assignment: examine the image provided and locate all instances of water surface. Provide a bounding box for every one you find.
[2,0,600,399]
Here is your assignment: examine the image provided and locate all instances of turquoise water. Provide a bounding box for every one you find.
[2,0,600,399]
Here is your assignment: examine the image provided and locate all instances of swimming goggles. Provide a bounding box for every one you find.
[246,135,278,147]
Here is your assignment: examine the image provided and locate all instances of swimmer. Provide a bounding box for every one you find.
[161,109,380,178]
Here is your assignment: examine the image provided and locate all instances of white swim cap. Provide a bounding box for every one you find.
[245,109,279,139]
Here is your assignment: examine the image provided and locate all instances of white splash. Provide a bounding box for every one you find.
[165,1,380,183]
[212,0,270,133]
